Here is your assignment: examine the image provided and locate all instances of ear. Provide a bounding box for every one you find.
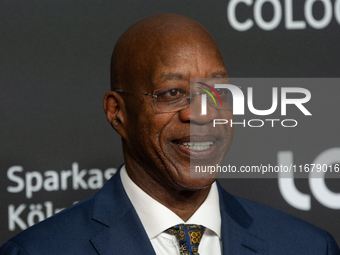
[103,91,128,140]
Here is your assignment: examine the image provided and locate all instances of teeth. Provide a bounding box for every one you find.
[178,141,213,151]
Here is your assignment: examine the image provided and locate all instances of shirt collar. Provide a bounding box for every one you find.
[120,165,221,239]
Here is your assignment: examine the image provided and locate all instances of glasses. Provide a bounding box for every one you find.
[114,86,240,113]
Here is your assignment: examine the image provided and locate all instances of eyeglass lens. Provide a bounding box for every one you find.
[152,87,234,112]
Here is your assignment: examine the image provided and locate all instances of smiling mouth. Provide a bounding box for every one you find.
[177,141,214,151]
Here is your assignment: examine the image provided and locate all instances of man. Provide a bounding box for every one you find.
[1,13,339,255]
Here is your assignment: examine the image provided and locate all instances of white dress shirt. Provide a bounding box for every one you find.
[120,165,222,255]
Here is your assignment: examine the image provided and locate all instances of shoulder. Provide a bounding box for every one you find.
[0,195,104,255]
[0,169,130,255]
[235,195,339,254]
[217,183,339,254]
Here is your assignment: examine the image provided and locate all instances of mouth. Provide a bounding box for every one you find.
[172,136,218,158]
[176,141,214,151]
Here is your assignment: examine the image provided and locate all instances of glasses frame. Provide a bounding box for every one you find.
[114,89,192,112]
[114,86,241,113]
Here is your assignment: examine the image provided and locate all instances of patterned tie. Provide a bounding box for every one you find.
[165,224,205,255]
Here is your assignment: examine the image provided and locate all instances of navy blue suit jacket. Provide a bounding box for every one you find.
[1,167,339,255]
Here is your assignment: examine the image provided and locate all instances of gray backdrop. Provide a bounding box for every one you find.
[1,0,339,246]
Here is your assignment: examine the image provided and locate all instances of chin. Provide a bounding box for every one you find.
[175,176,217,191]
[165,158,219,191]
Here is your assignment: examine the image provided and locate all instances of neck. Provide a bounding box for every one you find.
[124,161,212,222]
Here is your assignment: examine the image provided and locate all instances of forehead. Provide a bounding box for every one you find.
[149,45,227,89]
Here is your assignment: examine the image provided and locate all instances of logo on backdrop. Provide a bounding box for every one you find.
[6,163,117,231]
[278,148,340,211]
[227,0,340,31]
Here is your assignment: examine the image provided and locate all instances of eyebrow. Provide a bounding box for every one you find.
[160,73,185,81]
[211,71,229,78]
[159,71,228,81]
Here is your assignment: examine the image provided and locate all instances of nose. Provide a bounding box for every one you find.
[179,94,220,124]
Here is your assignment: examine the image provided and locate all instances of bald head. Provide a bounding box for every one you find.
[110,13,225,90]
[104,13,231,201]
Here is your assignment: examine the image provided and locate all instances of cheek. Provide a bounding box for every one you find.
[218,111,234,150]
[226,114,234,136]
[125,105,153,148]
[133,111,175,149]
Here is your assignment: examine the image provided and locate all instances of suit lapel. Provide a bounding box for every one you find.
[89,168,269,254]
[217,182,269,255]
[90,208,155,255]
[90,166,156,255]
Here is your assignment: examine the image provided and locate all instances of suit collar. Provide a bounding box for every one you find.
[217,181,253,229]
[91,168,255,230]
[91,165,131,227]
[217,181,269,254]
[90,165,156,255]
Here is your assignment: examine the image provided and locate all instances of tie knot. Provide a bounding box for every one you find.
[165,224,205,255]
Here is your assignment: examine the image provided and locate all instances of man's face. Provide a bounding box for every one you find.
[123,41,233,191]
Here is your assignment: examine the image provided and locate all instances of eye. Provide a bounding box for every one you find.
[157,88,186,101]
[215,88,228,96]
[169,89,180,97]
